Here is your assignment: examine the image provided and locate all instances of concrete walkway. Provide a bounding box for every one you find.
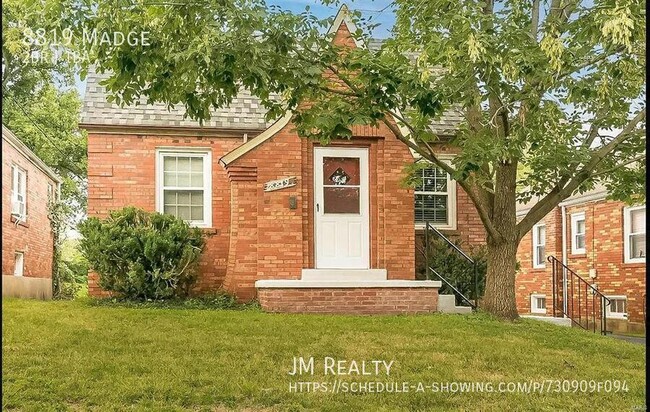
[609,334,646,345]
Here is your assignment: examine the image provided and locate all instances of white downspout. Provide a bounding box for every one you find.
[561,205,568,316]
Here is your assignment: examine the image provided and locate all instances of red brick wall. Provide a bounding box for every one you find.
[2,139,57,279]
[516,199,646,329]
[258,287,438,314]
[219,20,419,298]
[222,123,417,299]
[515,208,562,314]
[84,19,485,303]
[86,133,245,296]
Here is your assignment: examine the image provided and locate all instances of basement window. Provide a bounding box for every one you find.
[605,296,627,320]
[156,149,212,228]
[530,294,547,314]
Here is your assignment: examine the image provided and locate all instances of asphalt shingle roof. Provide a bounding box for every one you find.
[81,70,271,130]
[81,40,464,135]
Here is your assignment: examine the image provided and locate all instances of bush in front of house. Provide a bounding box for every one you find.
[417,236,487,305]
[78,207,205,300]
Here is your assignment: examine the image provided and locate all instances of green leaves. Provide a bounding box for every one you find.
[74,0,644,218]
[78,207,206,300]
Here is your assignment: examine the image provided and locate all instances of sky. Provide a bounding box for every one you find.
[75,1,396,98]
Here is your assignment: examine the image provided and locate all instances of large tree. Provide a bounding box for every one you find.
[2,0,89,214]
[80,0,645,319]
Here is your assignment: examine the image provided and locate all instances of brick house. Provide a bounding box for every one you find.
[2,125,61,299]
[515,186,646,333]
[80,7,486,313]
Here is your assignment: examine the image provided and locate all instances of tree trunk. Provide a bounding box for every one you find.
[481,160,520,319]
[482,236,520,319]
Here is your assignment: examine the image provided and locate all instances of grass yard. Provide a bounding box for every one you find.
[2,299,646,411]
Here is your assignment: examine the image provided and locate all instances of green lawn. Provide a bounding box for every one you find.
[2,299,646,411]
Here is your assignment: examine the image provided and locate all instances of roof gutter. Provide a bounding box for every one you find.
[558,191,608,207]
[2,125,63,183]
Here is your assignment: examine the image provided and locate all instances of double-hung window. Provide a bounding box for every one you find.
[414,164,456,229]
[11,165,27,220]
[571,212,586,255]
[156,149,212,228]
[532,223,546,268]
[624,206,645,263]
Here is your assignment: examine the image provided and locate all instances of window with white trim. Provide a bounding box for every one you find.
[605,296,627,319]
[530,294,547,314]
[571,212,586,255]
[532,223,546,268]
[156,149,212,228]
[14,252,24,277]
[623,206,645,263]
[11,165,27,219]
[414,165,456,229]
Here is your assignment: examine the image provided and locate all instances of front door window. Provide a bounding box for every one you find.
[323,157,360,214]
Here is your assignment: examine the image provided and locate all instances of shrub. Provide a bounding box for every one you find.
[78,207,205,300]
[417,236,487,304]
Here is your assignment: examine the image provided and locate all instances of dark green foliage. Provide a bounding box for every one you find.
[88,292,260,311]
[417,236,487,304]
[53,260,82,300]
[78,207,205,300]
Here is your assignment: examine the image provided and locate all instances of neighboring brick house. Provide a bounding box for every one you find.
[515,186,646,333]
[80,7,485,313]
[2,125,62,299]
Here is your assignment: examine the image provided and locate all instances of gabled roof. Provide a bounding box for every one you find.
[2,125,62,183]
[80,4,465,163]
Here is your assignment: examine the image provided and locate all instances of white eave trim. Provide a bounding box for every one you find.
[328,4,365,49]
[219,111,292,166]
[219,4,421,166]
[2,124,63,183]
[558,190,608,207]
[517,190,610,217]
[255,280,442,288]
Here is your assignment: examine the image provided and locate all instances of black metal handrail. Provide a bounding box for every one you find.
[418,221,478,310]
[548,255,611,335]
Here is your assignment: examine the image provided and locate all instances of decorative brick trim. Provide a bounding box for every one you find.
[226,166,258,182]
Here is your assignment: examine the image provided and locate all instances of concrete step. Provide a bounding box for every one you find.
[300,269,387,281]
[437,294,473,314]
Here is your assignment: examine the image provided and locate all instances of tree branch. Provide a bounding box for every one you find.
[379,114,503,241]
[517,108,646,235]
[589,154,645,178]
[531,0,540,39]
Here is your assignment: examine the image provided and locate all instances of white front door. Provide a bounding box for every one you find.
[314,147,369,269]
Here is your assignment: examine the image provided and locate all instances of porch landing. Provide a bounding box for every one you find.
[255,269,441,314]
